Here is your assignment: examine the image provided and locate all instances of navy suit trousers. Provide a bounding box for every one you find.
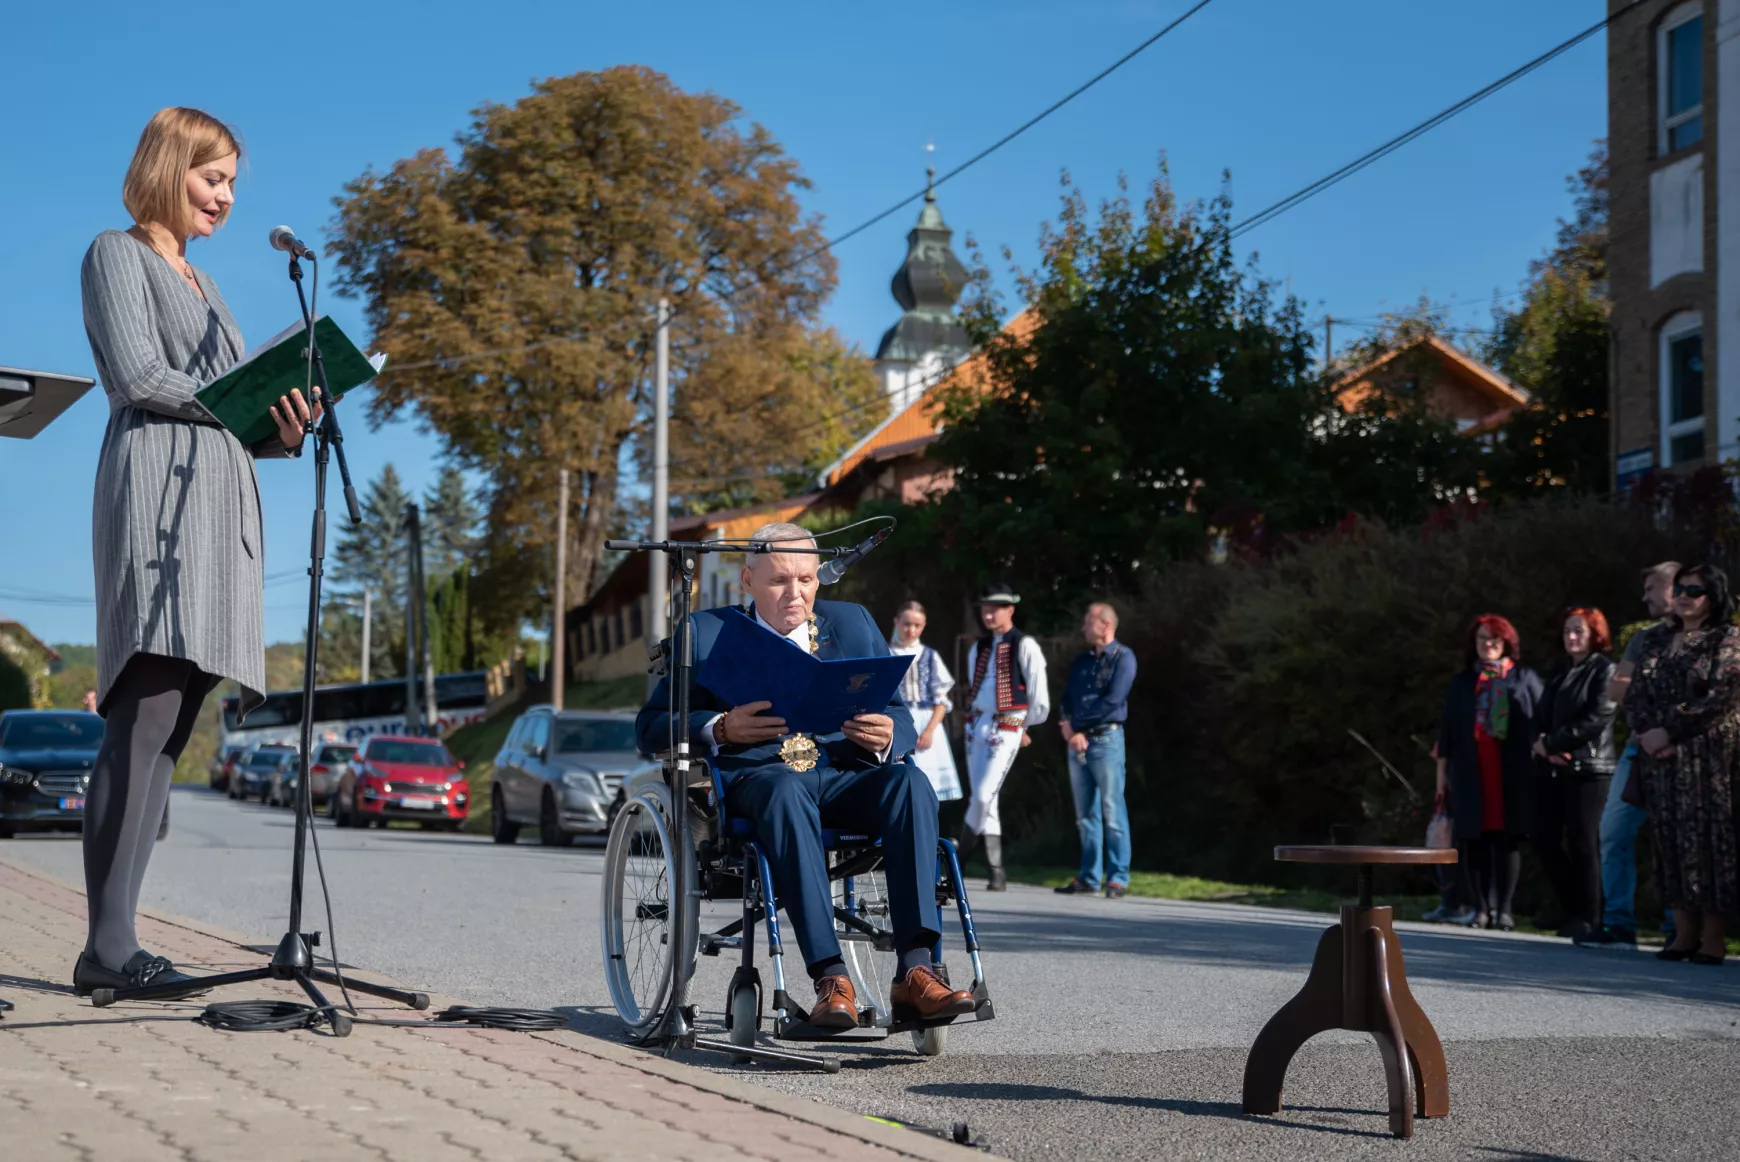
[726,759,943,972]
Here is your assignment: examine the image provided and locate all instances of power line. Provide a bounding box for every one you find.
[380,1,1221,379]
[1222,6,1631,243]
[821,0,1221,257]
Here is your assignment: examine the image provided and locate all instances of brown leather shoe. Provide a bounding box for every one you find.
[891,965,977,1019]
[810,974,859,1029]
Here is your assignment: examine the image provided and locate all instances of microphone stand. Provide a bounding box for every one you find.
[92,254,428,1032]
[602,535,858,1073]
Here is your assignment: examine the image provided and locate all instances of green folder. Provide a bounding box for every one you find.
[195,316,382,446]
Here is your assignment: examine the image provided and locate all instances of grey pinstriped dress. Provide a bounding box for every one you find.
[81,229,298,719]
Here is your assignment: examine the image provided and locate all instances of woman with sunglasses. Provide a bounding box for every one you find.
[1624,564,1738,965]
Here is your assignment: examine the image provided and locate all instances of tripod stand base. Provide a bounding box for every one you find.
[89,932,431,1036]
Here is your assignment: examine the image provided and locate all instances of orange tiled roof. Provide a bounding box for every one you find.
[822,308,1034,487]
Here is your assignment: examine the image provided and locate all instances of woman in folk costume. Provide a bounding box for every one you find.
[958,583,1050,891]
[888,601,962,801]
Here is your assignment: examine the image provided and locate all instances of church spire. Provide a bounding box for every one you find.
[875,166,971,396]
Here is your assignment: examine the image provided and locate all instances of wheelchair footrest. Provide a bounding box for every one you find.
[885,980,995,1035]
[773,1013,890,1042]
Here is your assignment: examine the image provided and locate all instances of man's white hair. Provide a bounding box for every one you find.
[747,521,817,556]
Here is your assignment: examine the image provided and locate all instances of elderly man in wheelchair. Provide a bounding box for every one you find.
[626,522,984,1041]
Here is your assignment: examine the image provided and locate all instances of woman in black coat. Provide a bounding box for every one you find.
[1436,614,1544,930]
[1530,607,1618,941]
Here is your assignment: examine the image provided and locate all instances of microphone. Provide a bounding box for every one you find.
[268,225,316,259]
[817,525,892,585]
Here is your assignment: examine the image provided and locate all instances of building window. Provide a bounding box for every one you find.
[1660,313,1705,466]
[630,598,644,641]
[1660,5,1704,154]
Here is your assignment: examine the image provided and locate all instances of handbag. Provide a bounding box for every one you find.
[1425,792,1454,850]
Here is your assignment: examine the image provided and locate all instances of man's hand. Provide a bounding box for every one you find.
[843,713,894,754]
[1019,730,1032,749]
[1068,732,1090,755]
[717,701,788,746]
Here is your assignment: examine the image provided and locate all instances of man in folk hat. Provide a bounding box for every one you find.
[959,583,1050,890]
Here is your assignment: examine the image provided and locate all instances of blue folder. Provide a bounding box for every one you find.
[696,610,913,736]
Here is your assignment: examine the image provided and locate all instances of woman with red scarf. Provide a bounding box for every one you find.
[1436,614,1544,929]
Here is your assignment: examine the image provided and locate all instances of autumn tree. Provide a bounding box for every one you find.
[329,67,877,631]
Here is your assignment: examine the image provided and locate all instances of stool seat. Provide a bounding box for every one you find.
[1242,845,1454,1140]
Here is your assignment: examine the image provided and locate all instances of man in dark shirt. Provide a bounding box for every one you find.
[1055,602,1138,899]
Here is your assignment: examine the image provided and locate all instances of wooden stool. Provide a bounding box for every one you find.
[1241,845,1456,1139]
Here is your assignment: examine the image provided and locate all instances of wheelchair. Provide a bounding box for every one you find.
[600,756,994,1059]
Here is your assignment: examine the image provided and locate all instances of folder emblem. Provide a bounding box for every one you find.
[845,673,872,694]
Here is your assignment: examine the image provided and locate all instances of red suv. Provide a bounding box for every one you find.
[332,735,468,831]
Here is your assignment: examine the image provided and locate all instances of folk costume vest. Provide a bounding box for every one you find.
[968,627,1031,730]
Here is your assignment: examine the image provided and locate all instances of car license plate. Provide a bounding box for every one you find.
[59,796,85,810]
[398,797,437,809]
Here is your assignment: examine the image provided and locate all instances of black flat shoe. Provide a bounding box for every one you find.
[74,951,208,998]
[1690,952,1726,966]
[1656,946,1696,962]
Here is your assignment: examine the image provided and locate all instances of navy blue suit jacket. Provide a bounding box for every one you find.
[635,599,918,780]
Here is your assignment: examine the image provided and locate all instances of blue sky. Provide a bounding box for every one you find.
[1,0,1607,646]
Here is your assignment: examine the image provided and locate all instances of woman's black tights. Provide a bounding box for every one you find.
[1466,832,1521,920]
[82,654,216,969]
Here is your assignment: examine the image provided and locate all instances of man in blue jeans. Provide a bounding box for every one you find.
[1055,603,1138,899]
[1577,560,1678,950]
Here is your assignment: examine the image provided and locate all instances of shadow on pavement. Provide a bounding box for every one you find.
[971,908,1736,1007]
[907,1082,1392,1140]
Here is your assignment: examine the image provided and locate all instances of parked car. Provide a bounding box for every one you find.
[0,710,102,838]
[490,707,655,846]
[266,751,303,808]
[332,735,467,830]
[230,743,297,802]
[307,742,357,806]
[210,743,245,792]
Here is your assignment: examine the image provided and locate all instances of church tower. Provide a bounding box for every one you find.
[874,169,971,415]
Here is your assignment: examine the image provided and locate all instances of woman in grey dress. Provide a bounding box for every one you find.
[75,107,319,994]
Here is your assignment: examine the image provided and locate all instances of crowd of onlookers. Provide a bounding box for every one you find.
[1425,560,1736,965]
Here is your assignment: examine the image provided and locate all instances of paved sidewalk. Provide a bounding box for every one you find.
[0,860,981,1162]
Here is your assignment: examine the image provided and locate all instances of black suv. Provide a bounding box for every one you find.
[0,710,103,838]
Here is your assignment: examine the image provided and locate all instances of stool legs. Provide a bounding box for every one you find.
[1242,905,1447,1140]
[1383,923,1449,1118]
[1365,926,1414,1139]
[1242,924,1344,1115]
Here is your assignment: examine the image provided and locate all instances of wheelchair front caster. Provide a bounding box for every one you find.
[726,982,760,1063]
[912,1025,948,1056]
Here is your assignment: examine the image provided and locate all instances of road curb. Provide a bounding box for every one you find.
[0,854,988,1161]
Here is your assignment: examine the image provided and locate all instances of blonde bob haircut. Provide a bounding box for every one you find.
[122,107,243,236]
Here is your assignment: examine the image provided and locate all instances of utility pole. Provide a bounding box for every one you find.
[1324,315,1334,374]
[359,589,371,686]
[648,299,670,694]
[413,510,436,733]
[403,505,420,735]
[553,467,569,711]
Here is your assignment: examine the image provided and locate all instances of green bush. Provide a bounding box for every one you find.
[0,653,30,711]
[977,498,1687,890]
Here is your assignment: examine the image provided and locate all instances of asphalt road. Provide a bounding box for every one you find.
[6,786,1738,1160]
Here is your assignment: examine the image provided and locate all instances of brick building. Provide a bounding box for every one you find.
[1608,0,1737,479]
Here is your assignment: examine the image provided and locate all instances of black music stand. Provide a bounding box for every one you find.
[0,366,96,439]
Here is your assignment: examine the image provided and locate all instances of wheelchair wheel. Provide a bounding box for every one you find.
[726,979,759,1063]
[601,790,696,1037]
[834,863,897,1023]
[912,1026,948,1055]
